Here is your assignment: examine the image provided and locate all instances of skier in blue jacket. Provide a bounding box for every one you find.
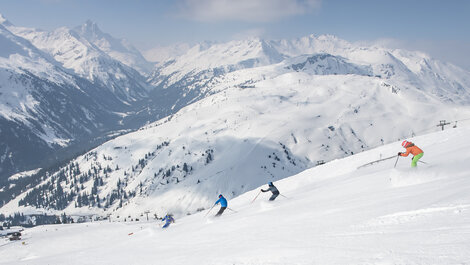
[214,194,227,217]
[161,214,175,228]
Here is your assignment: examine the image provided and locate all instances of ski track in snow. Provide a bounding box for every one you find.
[1,126,470,264]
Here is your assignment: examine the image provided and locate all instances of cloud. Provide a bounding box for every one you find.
[231,28,266,40]
[176,0,321,22]
[142,43,193,62]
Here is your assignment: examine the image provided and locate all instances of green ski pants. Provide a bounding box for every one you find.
[411,153,424,167]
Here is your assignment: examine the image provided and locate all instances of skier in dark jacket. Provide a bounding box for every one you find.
[214,194,227,217]
[261,182,280,201]
[161,214,175,228]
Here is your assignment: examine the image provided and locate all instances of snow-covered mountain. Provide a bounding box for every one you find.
[145,38,294,117]
[0,16,158,185]
[147,34,470,118]
[2,13,470,221]
[74,20,154,76]
[0,21,149,181]
[2,124,470,264]
[6,20,151,104]
[148,38,284,91]
[4,42,470,218]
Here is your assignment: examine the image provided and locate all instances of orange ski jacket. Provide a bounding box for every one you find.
[400,143,423,157]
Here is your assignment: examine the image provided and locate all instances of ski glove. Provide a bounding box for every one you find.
[398,152,402,156]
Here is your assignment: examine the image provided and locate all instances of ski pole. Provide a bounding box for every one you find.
[357,155,398,169]
[227,207,238,213]
[204,205,215,217]
[280,194,289,199]
[394,155,400,168]
[251,191,262,204]
[418,160,428,165]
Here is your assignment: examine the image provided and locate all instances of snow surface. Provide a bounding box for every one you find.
[1,125,469,264]
[8,168,41,181]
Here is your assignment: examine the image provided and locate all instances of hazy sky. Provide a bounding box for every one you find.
[0,0,469,70]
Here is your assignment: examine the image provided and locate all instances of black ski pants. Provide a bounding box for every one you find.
[215,207,226,216]
[269,193,279,201]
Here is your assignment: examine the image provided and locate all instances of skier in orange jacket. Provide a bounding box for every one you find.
[398,140,424,167]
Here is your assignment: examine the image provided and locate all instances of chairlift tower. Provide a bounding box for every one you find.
[144,210,150,221]
[437,120,450,131]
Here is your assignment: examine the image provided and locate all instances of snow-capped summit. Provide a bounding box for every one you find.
[7,22,150,103]
[272,34,353,57]
[147,38,288,113]
[74,20,154,75]
[0,13,13,27]
[76,19,102,39]
[153,38,285,81]
[0,23,68,84]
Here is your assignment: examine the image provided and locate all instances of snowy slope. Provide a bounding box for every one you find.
[1,125,469,264]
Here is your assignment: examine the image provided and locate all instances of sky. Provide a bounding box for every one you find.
[0,0,469,70]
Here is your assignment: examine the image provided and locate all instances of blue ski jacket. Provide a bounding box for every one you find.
[215,196,228,207]
[162,215,174,224]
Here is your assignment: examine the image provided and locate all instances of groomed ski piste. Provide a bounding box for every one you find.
[1,125,470,265]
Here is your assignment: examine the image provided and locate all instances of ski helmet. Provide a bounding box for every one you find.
[268,182,273,186]
[401,140,409,147]
[218,194,222,198]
